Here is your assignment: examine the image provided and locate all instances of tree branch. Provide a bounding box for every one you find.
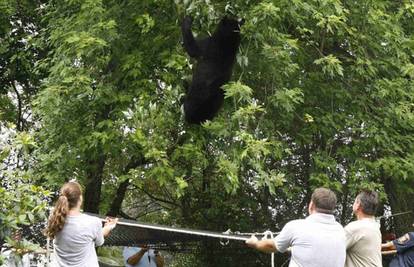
[138,186,180,208]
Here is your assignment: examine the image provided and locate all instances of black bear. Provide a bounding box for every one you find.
[181,16,243,124]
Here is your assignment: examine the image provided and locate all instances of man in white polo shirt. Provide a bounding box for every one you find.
[345,190,382,267]
[246,187,346,267]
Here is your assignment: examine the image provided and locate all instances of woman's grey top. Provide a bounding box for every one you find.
[53,213,104,267]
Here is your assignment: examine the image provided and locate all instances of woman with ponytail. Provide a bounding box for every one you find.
[45,181,117,267]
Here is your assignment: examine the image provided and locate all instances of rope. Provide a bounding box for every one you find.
[262,230,275,267]
[220,229,231,246]
[377,210,413,220]
[232,231,280,236]
[94,216,250,241]
[46,237,50,266]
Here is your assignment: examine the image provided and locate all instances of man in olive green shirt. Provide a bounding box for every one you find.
[345,190,382,267]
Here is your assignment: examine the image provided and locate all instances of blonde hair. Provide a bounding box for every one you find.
[45,181,82,238]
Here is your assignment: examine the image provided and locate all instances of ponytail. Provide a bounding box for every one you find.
[45,195,69,239]
[45,182,82,239]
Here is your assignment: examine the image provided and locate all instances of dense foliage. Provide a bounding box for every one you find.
[1,0,414,266]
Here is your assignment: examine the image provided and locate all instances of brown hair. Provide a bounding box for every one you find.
[311,187,337,214]
[356,190,379,216]
[45,181,82,238]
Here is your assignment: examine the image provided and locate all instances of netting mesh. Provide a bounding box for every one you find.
[18,213,266,253]
[88,213,255,251]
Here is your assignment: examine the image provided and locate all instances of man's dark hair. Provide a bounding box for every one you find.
[356,190,379,216]
[311,188,337,214]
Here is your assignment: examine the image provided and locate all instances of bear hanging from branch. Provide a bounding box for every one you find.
[181,16,244,124]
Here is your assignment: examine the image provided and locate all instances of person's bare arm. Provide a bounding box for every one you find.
[382,241,396,251]
[382,250,397,255]
[127,247,148,265]
[155,251,164,267]
[246,235,277,253]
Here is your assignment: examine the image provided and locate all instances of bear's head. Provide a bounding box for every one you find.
[217,16,244,37]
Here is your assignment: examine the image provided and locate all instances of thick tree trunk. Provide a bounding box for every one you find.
[383,177,414,236]
[83,105,112,213]
[107,179,130,216]
[83,152,106,213]
[340,183,351,225]
[106,157,147,216]
[11,81,23,132]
